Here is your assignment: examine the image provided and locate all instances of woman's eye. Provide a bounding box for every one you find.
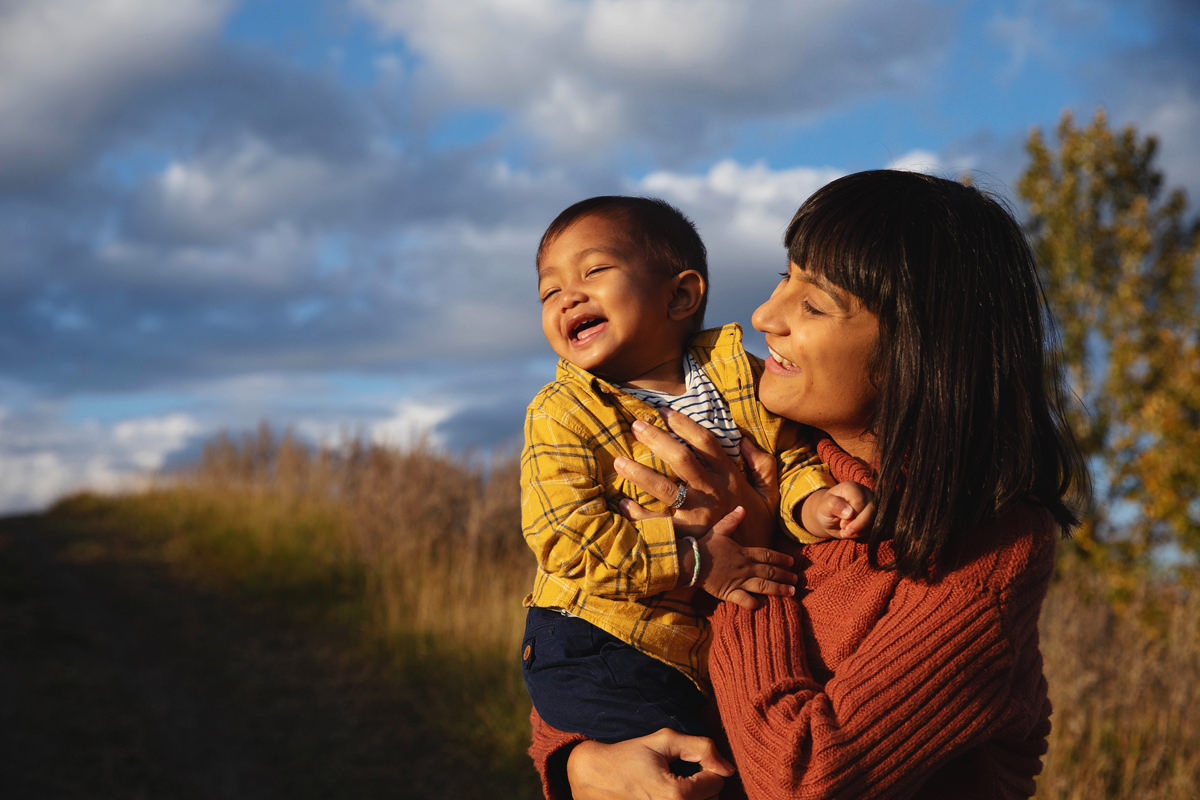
[802,299,824,315]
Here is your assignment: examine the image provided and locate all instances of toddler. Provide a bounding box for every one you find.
[520,196,873,743]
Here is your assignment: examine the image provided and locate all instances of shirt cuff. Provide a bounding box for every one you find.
[637,513,681,595]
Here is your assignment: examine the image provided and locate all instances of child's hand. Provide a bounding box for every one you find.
[801,481,876,540]
[692,506,798,610]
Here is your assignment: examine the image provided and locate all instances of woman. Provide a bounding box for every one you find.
[528,170,1089,800]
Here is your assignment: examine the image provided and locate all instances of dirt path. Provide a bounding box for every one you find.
[0,513,531,799]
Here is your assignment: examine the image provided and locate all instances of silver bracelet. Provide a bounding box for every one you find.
[682,535,702,587]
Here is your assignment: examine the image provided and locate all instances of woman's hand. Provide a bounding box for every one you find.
[566,728,735,800]
[615,409,781,547]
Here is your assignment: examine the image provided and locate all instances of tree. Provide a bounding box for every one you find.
[1018,109,1200,568]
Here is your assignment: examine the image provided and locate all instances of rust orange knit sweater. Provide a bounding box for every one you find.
[529,439,1057,799]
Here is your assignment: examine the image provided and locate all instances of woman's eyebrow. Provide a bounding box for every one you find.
[800,272,851,311]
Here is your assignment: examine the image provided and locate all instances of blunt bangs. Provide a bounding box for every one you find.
[783,172,915,317]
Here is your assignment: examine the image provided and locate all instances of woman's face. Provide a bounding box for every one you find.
[752,261,881,461]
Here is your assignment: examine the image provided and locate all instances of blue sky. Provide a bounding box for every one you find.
[2,0,1198,513]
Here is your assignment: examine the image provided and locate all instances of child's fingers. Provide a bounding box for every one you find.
[836,501,876,538]
[708,505,746,538]
[740,553,799,595]
[741,545,794,570]
[832,481,876,512]
[738,575,797,597]
[724,588,762,611]
[824,494,854,521]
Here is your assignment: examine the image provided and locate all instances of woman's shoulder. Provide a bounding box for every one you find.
[944,501,1058,599]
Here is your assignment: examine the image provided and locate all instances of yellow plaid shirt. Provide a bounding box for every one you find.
[521,323,832,686]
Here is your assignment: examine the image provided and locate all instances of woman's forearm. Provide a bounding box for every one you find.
[707,588,1019,800]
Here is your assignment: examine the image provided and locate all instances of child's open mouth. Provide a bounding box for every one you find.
[569,315,606,344]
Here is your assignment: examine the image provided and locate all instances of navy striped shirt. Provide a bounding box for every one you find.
[622,353,743,462]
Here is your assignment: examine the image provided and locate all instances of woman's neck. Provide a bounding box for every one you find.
[830,430,877,467]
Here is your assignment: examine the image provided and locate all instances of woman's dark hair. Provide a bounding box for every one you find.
[537,196,709,330]
[785,169,1090,578]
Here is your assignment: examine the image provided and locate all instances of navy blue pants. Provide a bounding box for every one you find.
[521,606,707,744]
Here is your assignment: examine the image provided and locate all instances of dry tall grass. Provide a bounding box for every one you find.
[184,423,532,658]
[1039,557,1200,799]
[53,426,1200,797]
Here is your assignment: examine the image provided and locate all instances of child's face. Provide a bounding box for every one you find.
[538,213,685,387]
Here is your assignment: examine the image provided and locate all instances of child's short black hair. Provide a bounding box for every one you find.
[537,196,709,330]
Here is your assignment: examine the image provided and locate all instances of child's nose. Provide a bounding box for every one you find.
[558,286,587,307]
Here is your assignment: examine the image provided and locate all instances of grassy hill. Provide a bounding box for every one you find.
[1,427,1195,798]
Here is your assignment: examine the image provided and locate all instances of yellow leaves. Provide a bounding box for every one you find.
[1019,108,1200,566]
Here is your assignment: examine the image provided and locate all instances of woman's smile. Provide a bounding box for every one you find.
[752,262,880,461]
[765,346,801,373]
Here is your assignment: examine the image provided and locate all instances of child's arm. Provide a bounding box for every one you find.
[773,422,837,544]
[522,407,681,600]
[799,481,876,540]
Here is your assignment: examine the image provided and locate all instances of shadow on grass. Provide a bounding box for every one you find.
[0,508,539,800]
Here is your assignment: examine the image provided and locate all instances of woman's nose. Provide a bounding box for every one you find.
[751,295,778,333]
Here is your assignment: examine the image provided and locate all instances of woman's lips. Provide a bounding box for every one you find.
[766,346,801,373]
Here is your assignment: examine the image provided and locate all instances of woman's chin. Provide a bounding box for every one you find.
[758,379,804,423]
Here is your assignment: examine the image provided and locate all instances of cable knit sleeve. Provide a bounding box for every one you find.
[528,708,588,800]
[707,512,1055,800]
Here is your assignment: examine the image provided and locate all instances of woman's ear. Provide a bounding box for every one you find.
[668,270,706,322]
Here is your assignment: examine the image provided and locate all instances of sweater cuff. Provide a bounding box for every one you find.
[529,707,589,800]
[709,594,812,694]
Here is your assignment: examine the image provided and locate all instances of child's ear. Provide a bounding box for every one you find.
[667,270,706,322]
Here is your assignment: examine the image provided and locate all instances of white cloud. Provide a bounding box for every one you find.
[355,0,949,156]
[986,12,1047,82]
[135,134,376,241]
[527,74,628,152]
[0,408,202,513]
[886,149,944,174]
[0,0,233,180]
[113,413,203,471]
[1115,85,1200,206]
[583,0,743,71]
[642,159,844,267]
[355,0,577,95]
[369,400,457,449]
